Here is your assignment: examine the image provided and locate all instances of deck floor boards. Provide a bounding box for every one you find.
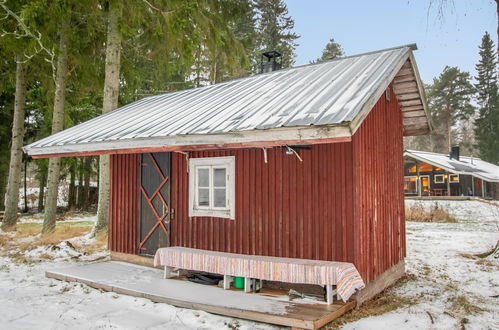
[46,261,355,329]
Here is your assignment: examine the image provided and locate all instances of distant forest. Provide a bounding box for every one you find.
[0,0,497,235]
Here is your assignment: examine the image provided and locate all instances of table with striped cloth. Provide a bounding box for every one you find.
[153,247,365,302]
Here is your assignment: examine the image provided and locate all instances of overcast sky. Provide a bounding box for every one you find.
[284,0,497,84]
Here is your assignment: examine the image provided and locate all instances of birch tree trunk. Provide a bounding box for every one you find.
[94,0,122,234]
[42,19,70,234]
[1,55,27,231]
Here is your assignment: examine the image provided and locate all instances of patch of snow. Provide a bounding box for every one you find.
[0,258,278,329]
[18,185,68,209]
[25,241,107,263]
[18,214,96,224]
[1,200,498,329]
[342,200,499,329]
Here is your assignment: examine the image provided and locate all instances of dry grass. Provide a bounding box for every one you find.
[74,230,108,255]
[326,275,419,329]
[326,293,417,329]
[0,223,89,250]
[447,295,485,315]
[0,218,107,264]
[405,202,457,223]
[458,253,476,259]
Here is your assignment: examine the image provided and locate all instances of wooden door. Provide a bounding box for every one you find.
[138,152,171,256]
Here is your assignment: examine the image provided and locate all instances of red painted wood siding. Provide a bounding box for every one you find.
[108,85,406,284]
[108,153,139,254]
[352,85,406,282]
[170,144,355,263]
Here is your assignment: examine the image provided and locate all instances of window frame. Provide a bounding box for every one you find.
[434,174,445,184]
[404,176,419,195]
[449,174,460,183]
[188,156,235,219]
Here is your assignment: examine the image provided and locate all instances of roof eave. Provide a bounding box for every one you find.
[405,52,432,135]
[404,151,499,183]
[349,48,431,137]
[25,124,352,158]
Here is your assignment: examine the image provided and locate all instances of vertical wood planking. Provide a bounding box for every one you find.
[169,144,357,265]
[352,85,405,282]
[108,154,139,254]
[108,88,406,286]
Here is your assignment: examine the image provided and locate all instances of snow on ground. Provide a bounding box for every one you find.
[0,257,279,330]
[18,186,69,209]
[18,212,97,224]
[0,200,497,329]
[0,217,277,329]
[343,200,499,330]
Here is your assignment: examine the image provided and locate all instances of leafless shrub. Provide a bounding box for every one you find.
[406,202,456,223]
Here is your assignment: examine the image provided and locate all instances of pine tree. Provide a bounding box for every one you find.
[94,0,250,234]
[474,32,499,164]
[2,55,27,231]
[0,0,44,230]
[94,0,122,235]
[254,0,299,70]
[42,15,70,234]
[315,38,344,62]
[426,66,475,153]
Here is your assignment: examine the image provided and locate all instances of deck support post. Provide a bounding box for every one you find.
[447,173,451,196]
[416,161,421,197]
[223,275,233,290]
[326,285,338,305]
[244,277,251,293]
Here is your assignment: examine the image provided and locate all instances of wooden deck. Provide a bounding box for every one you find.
[46,261,355,329]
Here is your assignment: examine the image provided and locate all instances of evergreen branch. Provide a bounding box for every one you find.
[0,0,56,81]
[141,0,174,17]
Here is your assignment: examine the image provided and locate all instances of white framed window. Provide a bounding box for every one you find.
[434,174,445,184]
[189,156,235,219]
[404,176,418,195]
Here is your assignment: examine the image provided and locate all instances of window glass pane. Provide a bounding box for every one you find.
[198,188,209,206]
[214,188,226,207]
[197,168,209,187]
[214,168,226,187]
[419,163,433,172]
[404,177,418,194]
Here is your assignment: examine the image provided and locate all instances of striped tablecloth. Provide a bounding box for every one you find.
[154,247,365,302]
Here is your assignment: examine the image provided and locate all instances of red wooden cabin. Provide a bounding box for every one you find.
[25,45,430,302]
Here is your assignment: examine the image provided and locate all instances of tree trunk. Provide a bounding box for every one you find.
[2,55,27,231]
[23,156,28,212]
[68,161,76,210]
[82,156,92,210]
[77,157,84,209]
[94,0,122,234]
[42,19,70,234]
[0,170,8,212]
[38,171,46,212]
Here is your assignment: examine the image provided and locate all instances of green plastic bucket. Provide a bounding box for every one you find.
[234,276,245,289]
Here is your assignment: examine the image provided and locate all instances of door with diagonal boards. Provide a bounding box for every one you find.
[139,152,171,256]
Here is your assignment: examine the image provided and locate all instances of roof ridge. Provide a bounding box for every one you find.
[140,44,418,100]
[406,149,489,164]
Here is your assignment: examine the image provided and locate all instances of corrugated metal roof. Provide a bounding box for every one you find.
[405,150,499,182]
[25,45,425,157]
